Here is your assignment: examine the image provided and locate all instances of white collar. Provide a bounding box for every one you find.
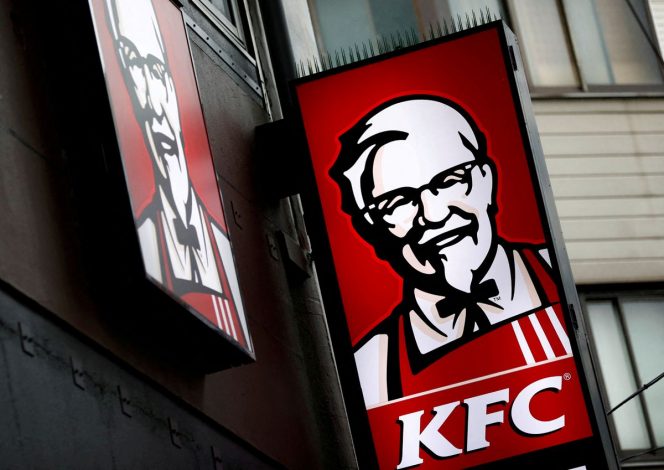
[158,187,222,292]
[410,243,544,354]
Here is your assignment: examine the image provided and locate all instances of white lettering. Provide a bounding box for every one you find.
[464,388,509,452]
[395,376,567,468]
[396,402,462,469]
[511,376,565,435]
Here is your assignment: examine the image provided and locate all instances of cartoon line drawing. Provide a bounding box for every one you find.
[102,0,250,349]
[330,95,571,407]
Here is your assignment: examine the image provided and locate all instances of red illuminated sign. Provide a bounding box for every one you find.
[294,22,613,468]
[89,0,252,355]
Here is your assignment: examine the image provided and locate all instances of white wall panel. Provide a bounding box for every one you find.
[571,259,664,283]
[534,98,664,284]
[561,217,664,240]
[555,196,664,218]
[541,133,664,156]
[546,155,664,176]
[536,113,664,134]
[551,175,664,198]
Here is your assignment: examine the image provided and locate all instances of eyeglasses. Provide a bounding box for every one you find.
[118,37,168,85]
[362,161,477,224]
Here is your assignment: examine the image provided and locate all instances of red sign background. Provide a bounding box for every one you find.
[295,25,603,468]
[296,28,544,345]
[90,0,227,231]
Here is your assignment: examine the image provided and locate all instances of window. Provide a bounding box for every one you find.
[308,0,664,93]
[508,0,664,91]
[192,0,253,55]
[582,290,664,464]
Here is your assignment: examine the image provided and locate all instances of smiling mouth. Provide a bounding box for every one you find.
[417,215,478,252]
[430,224,472,250]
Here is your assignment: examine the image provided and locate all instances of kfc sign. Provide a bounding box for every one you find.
[89,0,253,356]
[293,22,615,468]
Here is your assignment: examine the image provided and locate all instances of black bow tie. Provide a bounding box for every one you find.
[173,217,200,251]
[435,280,499,338]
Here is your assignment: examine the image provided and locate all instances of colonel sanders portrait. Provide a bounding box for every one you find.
[330,95,572,407]
[101,0,250,349]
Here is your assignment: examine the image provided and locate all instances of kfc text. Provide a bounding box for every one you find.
[397,376,565,469]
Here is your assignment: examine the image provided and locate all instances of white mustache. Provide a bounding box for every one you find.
[418,213,472,245]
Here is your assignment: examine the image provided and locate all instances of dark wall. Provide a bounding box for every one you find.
[0,285,279,469]
[0,0,356,467]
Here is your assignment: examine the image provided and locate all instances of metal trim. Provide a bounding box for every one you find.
[183,13,262,97]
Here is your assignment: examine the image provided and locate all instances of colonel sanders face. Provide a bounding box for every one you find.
[108,0,190,215]
[332,97,497,293]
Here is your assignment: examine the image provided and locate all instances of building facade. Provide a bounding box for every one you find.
[0,0,662,468]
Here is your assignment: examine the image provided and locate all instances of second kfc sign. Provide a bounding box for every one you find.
[293,22,616,469]
[89,0,253,359]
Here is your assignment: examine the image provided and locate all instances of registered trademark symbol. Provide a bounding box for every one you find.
[563,372,572,381]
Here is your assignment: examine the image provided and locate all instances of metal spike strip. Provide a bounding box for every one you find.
[297,8,501,77]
